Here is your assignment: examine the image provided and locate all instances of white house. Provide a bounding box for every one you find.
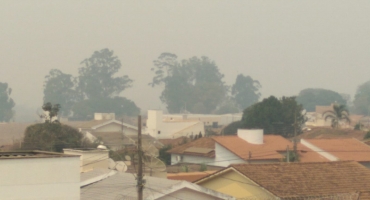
[0,151,80,200]
[146,110,205,139]
[163,113,242,127]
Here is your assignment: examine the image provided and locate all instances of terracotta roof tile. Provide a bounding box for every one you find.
[230,161,370,198]
[167,171,216,182]
[304,138,370,162]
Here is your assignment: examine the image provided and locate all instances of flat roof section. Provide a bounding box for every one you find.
[0,150,80,159]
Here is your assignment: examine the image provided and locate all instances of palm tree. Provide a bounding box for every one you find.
[323,104,351,129]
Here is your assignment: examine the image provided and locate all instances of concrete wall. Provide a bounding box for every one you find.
[214,143,246,167]
[172,122,205,139]
[163,113,242,127]
[63,149,109,172]
[198,170,275,199]
[157,188,224,200]
[0,156,80,200]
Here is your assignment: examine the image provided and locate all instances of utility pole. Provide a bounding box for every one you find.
[286,145,289,162]
[137,115,143,200]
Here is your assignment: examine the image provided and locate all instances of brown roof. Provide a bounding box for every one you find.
[167,137,215,158]
[229,161,370,198]
[168,135,328,162]
[214,135,291,160]
[304,138,370,162]
[159,137,187,148]
[167,171,216,182]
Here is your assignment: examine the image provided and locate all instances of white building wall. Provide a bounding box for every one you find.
[0,157,80,200]
[64,149,109,172]
[214,143,246,167]
[171,154,215,165]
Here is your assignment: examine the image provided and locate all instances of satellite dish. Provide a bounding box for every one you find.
[125,155,131,161]
[115,161,127,172]
[108,158,116,169]
[143,155,167,175]
[97,145,108,150]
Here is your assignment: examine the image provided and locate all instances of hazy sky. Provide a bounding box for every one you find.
[1,1,370,120]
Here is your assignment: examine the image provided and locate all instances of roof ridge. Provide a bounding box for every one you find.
[230,160,356,167]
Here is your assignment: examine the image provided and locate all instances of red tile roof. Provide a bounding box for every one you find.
[304,138,370,162]
[201,161,370,199]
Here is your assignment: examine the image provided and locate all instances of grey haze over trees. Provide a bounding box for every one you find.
[323,104,350,129]
[43,48,140,120]
[231,74,261,111]
[353,80,370,115]
[150,53,228,114]
[241,96,305,137]
[296,88,346,112]
[0,82,15,122]
[43,69,81,117]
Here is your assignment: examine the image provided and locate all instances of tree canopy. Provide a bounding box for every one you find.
[42,48,139,120]
[150,53,227,114]
[241,96,305,137]
[43,69,81,117]
[0,82,15,122]
[323,104,350,129]
[353,80,370,115]
[296,88,346,112]
[231,74,261,111]
[23,103,85,152]
[78,48,132,99]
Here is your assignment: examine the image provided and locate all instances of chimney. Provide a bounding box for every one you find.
[237,129,263,144]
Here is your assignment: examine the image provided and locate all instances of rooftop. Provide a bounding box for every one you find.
[0,150,79,159]
[167,137,215,157]
[197,161,370,199]
[303,138,370,162]
[167,171,216,182]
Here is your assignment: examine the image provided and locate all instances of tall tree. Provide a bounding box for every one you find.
[43,69,81,117]
[241,96,305,137]
[231,74,261,111]
[78,48,132,99]
[150,53,227,114]
[23,103,85,152]
[296,88,346,112]
[353,80,370,115]
[0,82,15,122]
[323,104,351,129]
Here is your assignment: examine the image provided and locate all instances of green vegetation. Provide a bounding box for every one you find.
[296,88,346,112]
[158,145,172,165]
[353,80,370,115]
[241,96,305,137]
[223,121,243,135]
[199,163,207,171]
[323,104,350,129]
[23,103,85,152]
[364,131,370,140]
[0,82,15,122]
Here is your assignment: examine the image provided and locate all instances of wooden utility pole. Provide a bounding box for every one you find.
[137,115,143,200]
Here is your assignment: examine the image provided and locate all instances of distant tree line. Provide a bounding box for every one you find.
[150,52,261,114]
[43,48,140,120]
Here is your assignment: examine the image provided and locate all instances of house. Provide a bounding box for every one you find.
[81,171,235,200]
[301,138,370,168]
[195,161,370,199]
[146,110,205,139]
[168,129,328,167]
[0,150,80,200]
